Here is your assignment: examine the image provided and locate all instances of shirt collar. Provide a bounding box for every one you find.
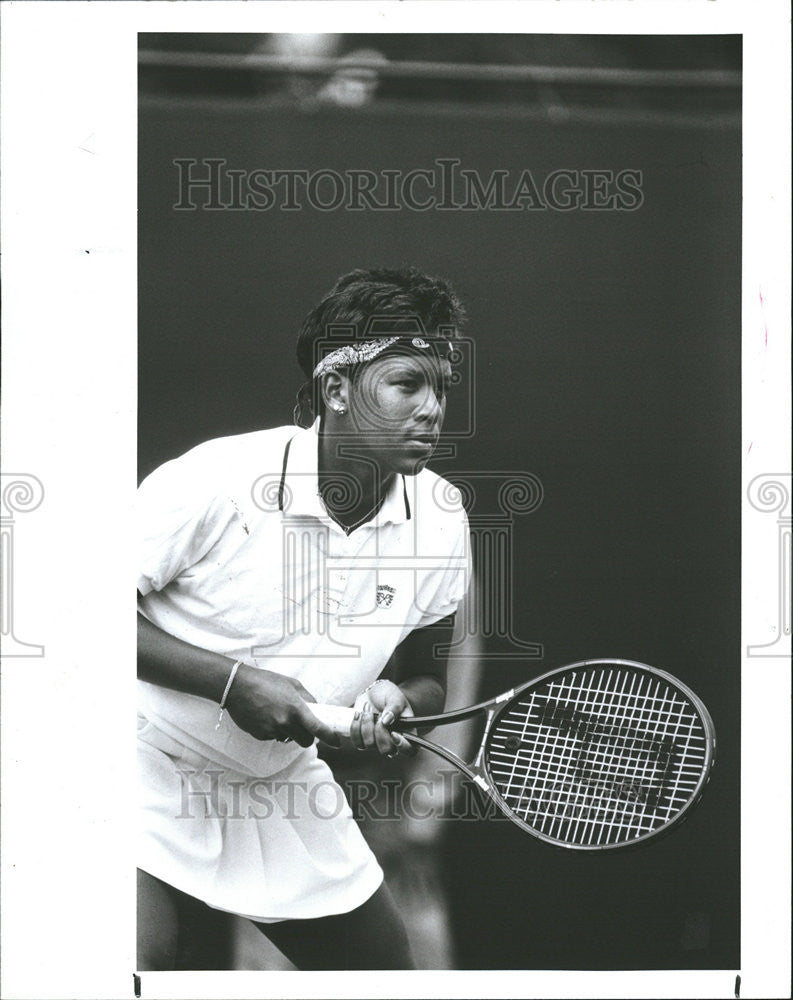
[278,418,412,527]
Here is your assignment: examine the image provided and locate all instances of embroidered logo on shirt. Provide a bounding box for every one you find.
[376,584,396,609]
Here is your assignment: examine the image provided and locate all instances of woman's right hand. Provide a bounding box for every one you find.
[224,665,340,747]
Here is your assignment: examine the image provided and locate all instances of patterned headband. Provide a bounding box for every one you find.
[312,335,452,380]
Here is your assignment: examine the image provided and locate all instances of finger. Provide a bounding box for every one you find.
[378,704,407,755]
[393,733,417,757]
[291,727,316,748]
[379,689,412,732]
[300,704,341,748]
[374,717,399,756]
[349,711,366,751]
[360,709,377,748]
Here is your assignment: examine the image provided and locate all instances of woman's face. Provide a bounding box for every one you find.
[343,349,452,476]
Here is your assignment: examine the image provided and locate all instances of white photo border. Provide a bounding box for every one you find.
[1,2,789,998]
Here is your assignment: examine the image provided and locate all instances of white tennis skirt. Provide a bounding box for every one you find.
[138,718,383,923]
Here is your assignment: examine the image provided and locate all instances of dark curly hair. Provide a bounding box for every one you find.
[295,266,467,379]
[292,266,467,425]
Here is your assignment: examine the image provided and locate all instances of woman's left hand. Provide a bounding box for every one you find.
[349,680,416,758]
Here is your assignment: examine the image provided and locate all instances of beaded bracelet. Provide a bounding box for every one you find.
[362,678,389,697]
[357,678,415,716]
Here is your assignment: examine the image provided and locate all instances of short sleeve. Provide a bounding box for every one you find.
[414,507,471,626]
[137,457,236,596]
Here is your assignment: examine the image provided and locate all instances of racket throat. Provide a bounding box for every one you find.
[471,707,497,773]
[404,732,480,783]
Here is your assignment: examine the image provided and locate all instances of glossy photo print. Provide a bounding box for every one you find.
[1,5,789,1000]
[137,29,740,975]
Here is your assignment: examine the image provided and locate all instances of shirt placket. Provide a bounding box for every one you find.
[323,521,351,617]
[323,523,376,622]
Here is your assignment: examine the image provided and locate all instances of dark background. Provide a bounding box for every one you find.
[139,34,740,970]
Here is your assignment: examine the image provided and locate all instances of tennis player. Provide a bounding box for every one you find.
[137,267,471,970]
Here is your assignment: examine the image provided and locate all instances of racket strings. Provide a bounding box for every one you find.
[485,666,709,846]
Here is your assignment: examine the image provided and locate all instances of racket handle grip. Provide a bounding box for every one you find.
[309,703,357,737]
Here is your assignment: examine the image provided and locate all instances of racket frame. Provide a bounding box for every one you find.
[392,658,717,851]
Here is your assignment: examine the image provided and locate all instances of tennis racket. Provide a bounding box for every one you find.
[312,659,716,851]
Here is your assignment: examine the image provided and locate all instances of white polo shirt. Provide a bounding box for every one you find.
[137,419,470,778]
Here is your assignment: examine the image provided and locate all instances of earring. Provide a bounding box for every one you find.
[336,407,346,415]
